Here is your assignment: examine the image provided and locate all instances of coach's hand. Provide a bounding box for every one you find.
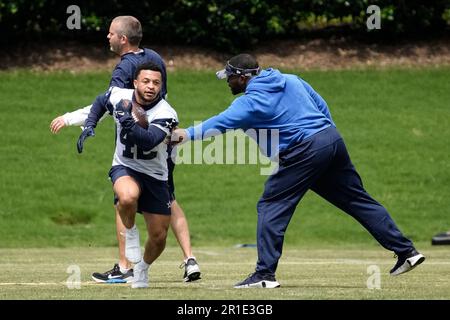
[77,126,95,153]
[170,128,188,146]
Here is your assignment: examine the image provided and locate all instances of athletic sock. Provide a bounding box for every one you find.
[119,264,130,274]
[127,225,137,232]
[136,260,150,270]
[184,256,196,263]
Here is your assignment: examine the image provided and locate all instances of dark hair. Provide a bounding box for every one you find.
[134,62,163,79]
[228,53,259,70]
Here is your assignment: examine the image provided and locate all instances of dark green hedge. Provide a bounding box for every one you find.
[1,0,449,50]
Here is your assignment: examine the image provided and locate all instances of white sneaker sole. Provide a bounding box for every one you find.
[390,253,425,276]
[184,264,201,282]
[131,282,148,289]
[91,276,130,284]
[234,280,280,289]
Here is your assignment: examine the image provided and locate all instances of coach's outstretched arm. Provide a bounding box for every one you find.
[173,98,254,145]
[170,100,253,146]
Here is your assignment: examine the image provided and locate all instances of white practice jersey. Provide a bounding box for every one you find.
[63,87,178,181]
[109,87,178,181]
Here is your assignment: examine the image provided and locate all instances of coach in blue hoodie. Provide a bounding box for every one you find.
[172,54,425,288]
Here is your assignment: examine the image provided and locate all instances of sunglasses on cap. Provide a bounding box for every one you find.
[216,61,260,79]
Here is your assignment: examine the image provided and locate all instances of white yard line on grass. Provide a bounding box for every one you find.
[0,281,125,286]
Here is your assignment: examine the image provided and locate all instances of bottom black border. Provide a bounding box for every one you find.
[2,300,449,318]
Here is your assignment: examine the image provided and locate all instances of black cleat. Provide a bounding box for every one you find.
[91,264,133,283]
[390,249,425,276]
[234,272,280,288]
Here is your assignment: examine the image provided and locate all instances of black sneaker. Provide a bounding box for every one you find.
[181,258,201,282]
[91,264,134,283]
[431,231,450,245]
[390,249,425,276]
[234,272,280,288]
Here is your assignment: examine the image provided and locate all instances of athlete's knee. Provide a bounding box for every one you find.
[114,177,140,207]
[117,192,139,208]
[150,233,167,249]
[148,226,169,246]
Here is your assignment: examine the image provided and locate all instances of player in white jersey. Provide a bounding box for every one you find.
[108,86,177,181]
[85,62,176,288]
[49,16,200,284]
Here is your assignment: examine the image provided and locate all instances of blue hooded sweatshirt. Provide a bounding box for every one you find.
[186,68,335,158]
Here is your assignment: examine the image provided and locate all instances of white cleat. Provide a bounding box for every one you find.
[131,262,149,289]
[125,225,142,264]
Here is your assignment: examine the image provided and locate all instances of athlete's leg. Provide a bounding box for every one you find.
[113,176,140,229]
[131,212,171,289]
[142,213,171,264]
[170,200,193,259]
[170,200,201,281]
[115,207,132,269]
[113,175,142,263]
[311,138,414,254]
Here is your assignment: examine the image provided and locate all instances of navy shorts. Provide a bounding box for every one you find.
[109,165,171,215]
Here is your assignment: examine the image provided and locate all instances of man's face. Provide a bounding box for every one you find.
[134,70,162,103]
[107,21,124,54]
[227,74,247,95]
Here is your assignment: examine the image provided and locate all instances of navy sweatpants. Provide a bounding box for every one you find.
[256,126,414,275]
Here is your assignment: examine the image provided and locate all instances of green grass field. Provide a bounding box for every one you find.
[0,67,448,248]
[0,67,449,299]
[1,245,449,299]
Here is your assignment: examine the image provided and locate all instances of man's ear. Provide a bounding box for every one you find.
[133,79,138,89]
[239,75,247,84]
[240,75,251,87]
